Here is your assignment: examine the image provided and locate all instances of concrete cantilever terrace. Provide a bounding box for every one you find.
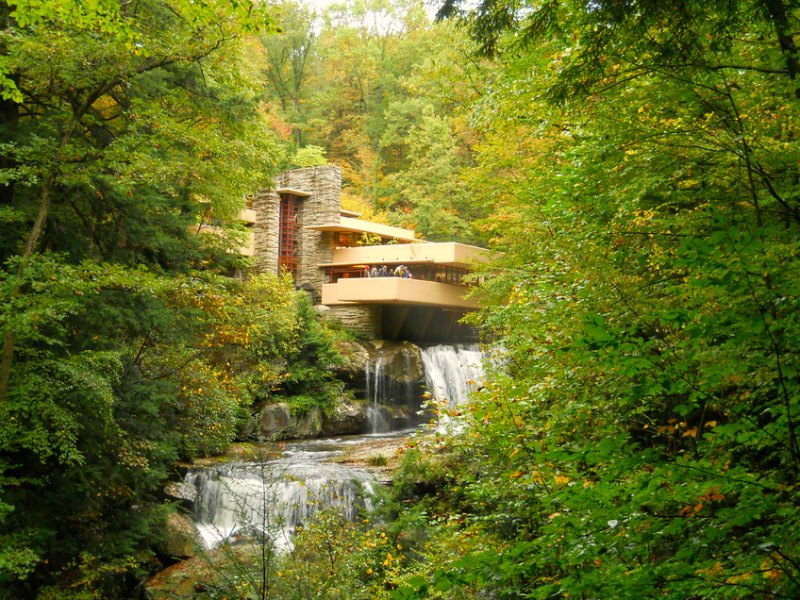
[318,241,490,309]
[250,165,493,342]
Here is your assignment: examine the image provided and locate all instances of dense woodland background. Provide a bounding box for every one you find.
[1,0,799,597]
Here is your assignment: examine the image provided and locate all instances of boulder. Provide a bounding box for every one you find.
[323,400,368,435]
[295,406,323,438]
[367,340,424,383]
[333,340,370,373]
[252,403,323,440]
[144,544,264,600]
[158,513,199,560]
[163,480,197,511]
[256,403,297,440]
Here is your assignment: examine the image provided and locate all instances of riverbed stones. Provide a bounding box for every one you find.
[145,544,264,600]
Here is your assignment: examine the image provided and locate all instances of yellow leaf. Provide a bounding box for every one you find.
[725,572,752,584]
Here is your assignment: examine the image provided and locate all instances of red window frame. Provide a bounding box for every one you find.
[278,195,301,279]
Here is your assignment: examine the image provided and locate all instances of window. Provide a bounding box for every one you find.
[334,232,357,248]
[279,195,302,279]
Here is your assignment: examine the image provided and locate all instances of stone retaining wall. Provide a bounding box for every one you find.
[326,304,382,339]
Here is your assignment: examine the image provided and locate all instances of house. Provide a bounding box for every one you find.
[251,165,491,342]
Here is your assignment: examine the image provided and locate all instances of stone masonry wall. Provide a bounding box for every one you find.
[281,167,340,300]
[252,166,381,337]
[252,189,280,276]
[252,166,340,301]
[326,305,382,339]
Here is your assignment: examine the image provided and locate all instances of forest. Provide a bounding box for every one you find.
[1,0,799,598]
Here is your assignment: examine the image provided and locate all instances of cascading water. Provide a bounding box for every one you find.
[364,349,422,434]
[365,354,389,433]
[181,342,488,553]
[419,344,485,408]
[185,445,375,551]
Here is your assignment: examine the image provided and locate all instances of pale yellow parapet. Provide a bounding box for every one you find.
[305,216,418,243]
[323,241,492,269]
[321,278,479,309]
[241,231,255,256]
[240,208,257,225]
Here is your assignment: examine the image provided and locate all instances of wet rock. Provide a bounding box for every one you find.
[256,403,296,440]
[333,340,370,373]
[158,513,199,560]
[295,406,323,438]
[144,545,263,600]
[252,403,323,440]
[323,400,368,435]
[367,340,424,383]
[163,480,197,510]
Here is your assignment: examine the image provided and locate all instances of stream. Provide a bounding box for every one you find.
[182,343,486,550]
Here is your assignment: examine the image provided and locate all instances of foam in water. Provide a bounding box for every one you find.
[419,344,485,408]
[184,344,488,550]
[186,460,375,551]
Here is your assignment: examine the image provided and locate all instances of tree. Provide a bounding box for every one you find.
[0,0,280,399]
[257,0,319,147]
[291,145,329,167]
[0,1,289,596]
[387,1,800,597]
[378,102,478,242]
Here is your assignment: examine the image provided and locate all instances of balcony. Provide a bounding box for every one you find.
[321,277,478,309]
[240,208,257,225]
[324,241,492,269]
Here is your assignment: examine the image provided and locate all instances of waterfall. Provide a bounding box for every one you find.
[362,343,486,433]
[180,343,489,553]
[364,349,419,434]
[186,457,375,551]
[365,355,389,434]
[419,344,485,408]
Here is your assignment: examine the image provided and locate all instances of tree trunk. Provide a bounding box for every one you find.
[761,0,800,97]
[0,179,53,401]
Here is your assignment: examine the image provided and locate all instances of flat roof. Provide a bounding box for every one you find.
[305,216,418,243]
[321,258,442,267]
[275,187,312,197]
